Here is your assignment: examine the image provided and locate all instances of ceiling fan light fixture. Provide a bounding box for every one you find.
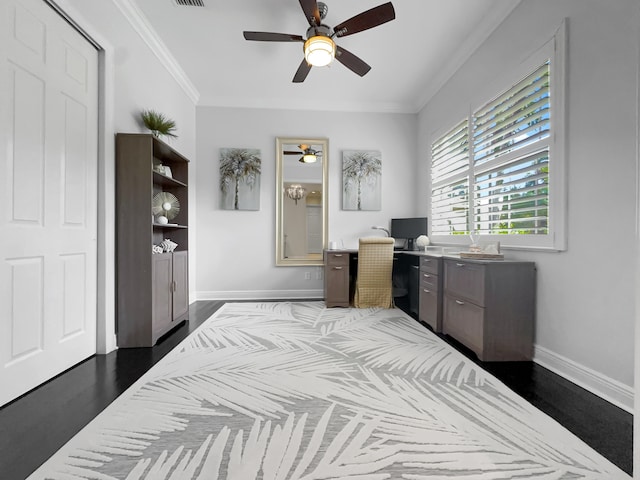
[304,36,335,67]
[301,153,317,163]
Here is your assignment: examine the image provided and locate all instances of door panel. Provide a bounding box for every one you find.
[10,67,45,225]
[7,257,44,361]
[172,251,189,321]
[61,253,87,338]
[153,254,173,341]
[0,0,98,406]
[62,97,89,226]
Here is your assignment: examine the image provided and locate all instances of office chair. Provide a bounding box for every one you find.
[354,237,394,308]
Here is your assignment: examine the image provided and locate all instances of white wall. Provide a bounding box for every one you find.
[58,0,198,352]
[418,0,639,409]
[195,107,417,298]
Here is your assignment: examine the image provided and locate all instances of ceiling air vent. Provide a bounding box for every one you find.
[174,0,205,6]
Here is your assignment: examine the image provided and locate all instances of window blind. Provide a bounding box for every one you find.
[431,119,470,235]
[473,149,549,235]
[431,119,469,183]
[473,62,550,166]
[432,178,469,235]
[430,57,557,246]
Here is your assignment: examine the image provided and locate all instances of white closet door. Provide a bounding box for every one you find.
[0,0,98,406]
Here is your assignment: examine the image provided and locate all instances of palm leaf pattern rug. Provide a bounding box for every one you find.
[29,302,629,479]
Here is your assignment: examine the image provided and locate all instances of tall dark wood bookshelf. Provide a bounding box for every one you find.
[115,133,189,347]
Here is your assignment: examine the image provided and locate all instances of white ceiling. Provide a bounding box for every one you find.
[133,0,521,113]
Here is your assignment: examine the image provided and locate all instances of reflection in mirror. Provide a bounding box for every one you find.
[276,137,328,266]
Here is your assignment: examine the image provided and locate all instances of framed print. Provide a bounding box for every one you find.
[342,150,381,211]
[219,148,261,210]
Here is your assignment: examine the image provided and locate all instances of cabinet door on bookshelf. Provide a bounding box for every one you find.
[152,253,173,342]
[172,250,189,322]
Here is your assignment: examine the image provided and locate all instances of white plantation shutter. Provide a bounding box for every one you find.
[431,119,468,182]
[473,62,550,166]
[432,179,469,235]
[429,26,565,251]
[431,119,470,235]
[471,61,551,236]
[474,149,549,234]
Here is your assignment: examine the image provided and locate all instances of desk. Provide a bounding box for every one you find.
[323,249,428,316]
[324,249,536,361]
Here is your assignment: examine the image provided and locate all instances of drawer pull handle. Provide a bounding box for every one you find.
[333,266,343,270]
[455,300,465,305]
[456,263,465,267]
[334,254,343,257]
[423,274,431,278]
[423,289,431,293]
[424,259,431,263]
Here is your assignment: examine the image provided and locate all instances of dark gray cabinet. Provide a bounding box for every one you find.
[171,250,189,321]
[116,134,189,347]
[418,255,443,332]
[152,251,189,343]
[324,251,350,307]
[442,258,535,361]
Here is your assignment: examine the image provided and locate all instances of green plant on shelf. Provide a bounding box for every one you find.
[141,109,178,139]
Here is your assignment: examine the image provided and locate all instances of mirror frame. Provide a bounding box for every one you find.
[276,137,329,266]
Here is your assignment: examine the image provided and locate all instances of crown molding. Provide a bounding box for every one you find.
[197,94,419,115]
[112,0,200,104]
[415,0,522,111]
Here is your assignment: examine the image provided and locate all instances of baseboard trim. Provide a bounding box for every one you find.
[196,290,324,301]
[534,345,633,413]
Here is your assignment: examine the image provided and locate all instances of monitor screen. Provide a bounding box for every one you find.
[391,217,428,250]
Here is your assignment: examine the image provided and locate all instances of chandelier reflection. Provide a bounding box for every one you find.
[285,184,306,205]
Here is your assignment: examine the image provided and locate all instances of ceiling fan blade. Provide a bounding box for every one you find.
[335,46,371,77]
[299,0,321,26]
[283,150,303,155]
[243,31,304,42]
[334,2,396,38]
[293,59,312,83]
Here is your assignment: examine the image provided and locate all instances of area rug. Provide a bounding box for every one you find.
[29,302,629,479]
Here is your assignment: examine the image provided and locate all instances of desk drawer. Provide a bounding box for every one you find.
[420,272,438,291]
[444,260,486,306]
[443,294,484,356]
[419,286,438,330]
[326,252,349,267]
[420,256,440,275]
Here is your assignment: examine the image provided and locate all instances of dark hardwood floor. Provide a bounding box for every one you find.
[0,300,632,479]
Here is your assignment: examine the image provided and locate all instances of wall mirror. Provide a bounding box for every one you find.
[276,137,328,266]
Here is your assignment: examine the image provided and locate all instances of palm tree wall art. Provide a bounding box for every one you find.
[219,148,261,210]
[342,150,382,211]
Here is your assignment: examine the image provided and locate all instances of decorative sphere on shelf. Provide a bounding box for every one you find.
[416,235,430,248]
[156,215,169,225]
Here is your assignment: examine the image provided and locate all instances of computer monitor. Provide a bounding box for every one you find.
[391,217,428,250]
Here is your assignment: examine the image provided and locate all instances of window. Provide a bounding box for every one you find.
[431,120,469,236]
[473,62,550,236]
[430,29,565,250]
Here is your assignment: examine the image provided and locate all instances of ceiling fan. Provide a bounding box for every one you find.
[284,144,323,163]
[243,0,395,83]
